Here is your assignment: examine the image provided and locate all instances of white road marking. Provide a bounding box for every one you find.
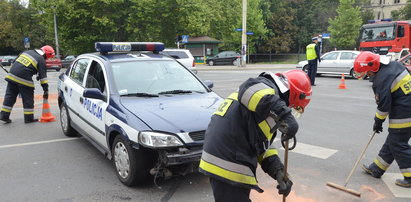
[381,173,411,198]
[0,138,81,149]
[274,138,338,159]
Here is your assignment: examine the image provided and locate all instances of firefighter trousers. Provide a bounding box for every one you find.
[210,177,251,202]
[376,130,411,178]
[0,81,35,122]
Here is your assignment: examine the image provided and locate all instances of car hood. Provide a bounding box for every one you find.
[120,93,222,133]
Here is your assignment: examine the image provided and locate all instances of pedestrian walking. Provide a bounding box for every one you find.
[199,70,312,201]
[0,45,54,124]
[306,37,321,86]
[354,51,411,188]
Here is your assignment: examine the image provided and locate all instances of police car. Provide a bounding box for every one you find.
[57,42,222,186]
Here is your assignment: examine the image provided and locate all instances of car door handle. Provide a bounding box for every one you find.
[80,97,83,104]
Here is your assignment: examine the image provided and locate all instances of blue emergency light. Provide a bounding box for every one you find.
[95,42,165,54]
[367,18,392,24]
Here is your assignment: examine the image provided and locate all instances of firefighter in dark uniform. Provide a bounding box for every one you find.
[306,37,321,86]
[0,45,55,124]
[199,70,312,201]
[354,51,411,188]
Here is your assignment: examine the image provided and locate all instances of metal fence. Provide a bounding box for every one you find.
[248,53,306,63]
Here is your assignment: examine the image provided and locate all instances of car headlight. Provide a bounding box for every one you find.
[139,131,183,148]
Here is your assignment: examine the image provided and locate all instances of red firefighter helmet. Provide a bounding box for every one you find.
[277,70,312,111]
[261,70,312,112]
[40,45,55,59]
[353,51,380,75]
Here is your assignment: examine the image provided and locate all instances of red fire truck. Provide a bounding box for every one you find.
[359,19,410,60]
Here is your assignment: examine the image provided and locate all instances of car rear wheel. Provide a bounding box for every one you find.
[232,59,238,66]
[112,135,150,186]
[60,102,77,137]
[208,60,214,66]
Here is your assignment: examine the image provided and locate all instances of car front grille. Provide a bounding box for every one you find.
[189,131,205,141]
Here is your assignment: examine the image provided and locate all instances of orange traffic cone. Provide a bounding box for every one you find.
[338,74,347,89]
[39,98,55,122]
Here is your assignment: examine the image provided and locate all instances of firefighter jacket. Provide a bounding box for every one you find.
[373,61,411,132]
[199,76,288,192]
[306,43,320,61]
[5,50,48,88]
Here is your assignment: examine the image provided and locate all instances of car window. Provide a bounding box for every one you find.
[322,52,339,60]
[217,52,226,57]
[66,56,75,60]
[340,52,356,60]
[85,60,106,94]
[162,51,189,59]
[111,60,207,95]
[69,58,89,86]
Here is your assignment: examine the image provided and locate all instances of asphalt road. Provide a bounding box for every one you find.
[0,64,410,202]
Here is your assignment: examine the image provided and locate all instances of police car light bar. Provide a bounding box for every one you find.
[95,42,165,54]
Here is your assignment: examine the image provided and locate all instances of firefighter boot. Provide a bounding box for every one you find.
[362,163,385,178]
[0,113,12,123]
[24,118,39,124]
[395,177,411,188]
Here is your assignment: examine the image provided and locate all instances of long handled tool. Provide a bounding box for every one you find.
[326,131,377,197]
[0,64,9,73]
[282,139,289,202]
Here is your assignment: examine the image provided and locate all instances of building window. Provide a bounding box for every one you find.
[394,0,400,3]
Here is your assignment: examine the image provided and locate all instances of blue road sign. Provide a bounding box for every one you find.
[246,32,254,35]
[24,37,30,43]
[322,33,331,39]
[182,35,189,43]
[235,28,242,31]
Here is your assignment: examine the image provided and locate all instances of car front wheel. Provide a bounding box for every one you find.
[60,102,77,137]
[112,136,150,186]
[302,65,308,73]
[208,60,214,66]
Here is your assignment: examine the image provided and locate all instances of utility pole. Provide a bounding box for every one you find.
[241,0,247,67]
[53,6,60,59]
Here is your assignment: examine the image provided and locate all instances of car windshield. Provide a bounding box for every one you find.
[111,60,207,96]
[162,51,189,59]
[360,25,395,41]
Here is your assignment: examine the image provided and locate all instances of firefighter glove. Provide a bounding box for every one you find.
[279,114,299,142]
[41,83,49,92]
[373,119,383,133]
[43,91,49,99]
[275,169,293,197]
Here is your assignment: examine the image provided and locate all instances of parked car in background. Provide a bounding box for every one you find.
[398,53,411,72]
[161,49,197,74]
[0,56,4,64]
[206,51,241,66]
[46,57,62,71]
[296,50,360,78]
[61,55,77,68]
[1,55,18,66]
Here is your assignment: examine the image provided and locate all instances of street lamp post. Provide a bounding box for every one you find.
[241,0,247,67]
[53,6,60,59]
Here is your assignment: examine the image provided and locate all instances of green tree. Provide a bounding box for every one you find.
[0,0,48,54]
[328,0,362,49]
[400,0,411,19]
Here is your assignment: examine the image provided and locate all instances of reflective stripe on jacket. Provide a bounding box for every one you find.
[199,76,285,192]
[5,50,47,88]
[306,43,317,60]
[372,61,411,131]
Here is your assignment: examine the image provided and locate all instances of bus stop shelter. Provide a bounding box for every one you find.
[182,36,222,64]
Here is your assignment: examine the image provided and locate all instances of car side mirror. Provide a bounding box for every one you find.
[215,55,219,58]
[203,80,214,89]
[83,88,106,101]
